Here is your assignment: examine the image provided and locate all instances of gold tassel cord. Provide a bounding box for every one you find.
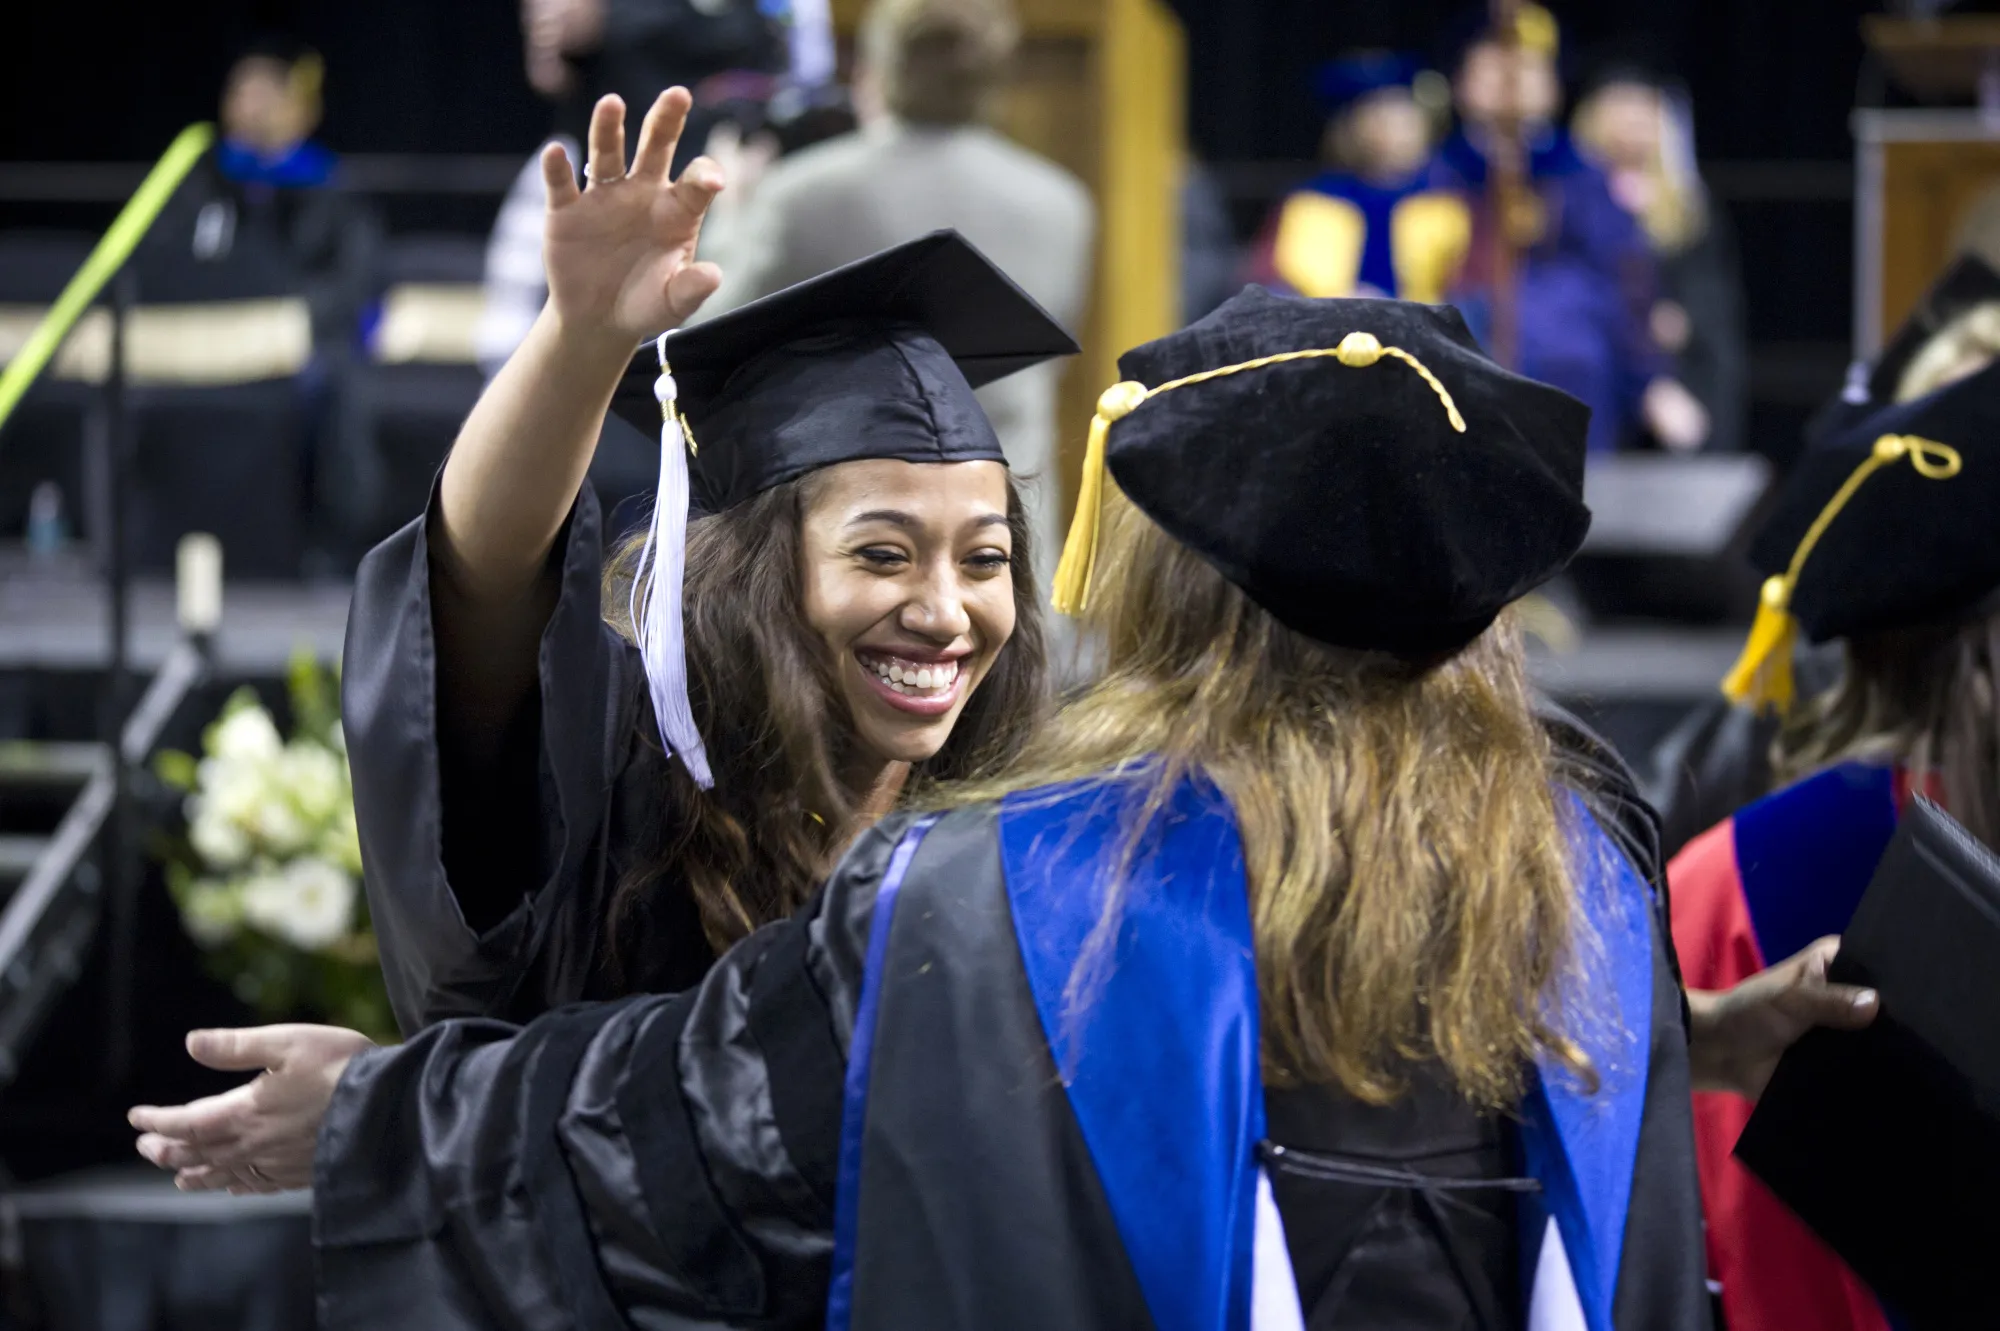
[1720,434,1963,713]
[1050,333,1468,616]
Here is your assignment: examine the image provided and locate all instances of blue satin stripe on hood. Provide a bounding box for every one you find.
[998,776,1264,1331]
[1517,794,1657,1331]
[1733,762,1897,970]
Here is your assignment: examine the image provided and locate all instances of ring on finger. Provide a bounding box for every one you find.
[244,1162,270,1185]
[584,164,625,186]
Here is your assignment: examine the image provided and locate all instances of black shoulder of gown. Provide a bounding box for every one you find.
[340,478,709,1035]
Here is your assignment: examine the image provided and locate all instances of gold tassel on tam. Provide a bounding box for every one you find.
[1720,433,1962,714]
[1050,334,1468,616]
[1052,380,1150,615]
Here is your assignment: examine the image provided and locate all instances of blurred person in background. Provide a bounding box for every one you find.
[1666,349,2000,1331]
[1573,59,1748,454]
[1243,51,1466,303]
[1643,254,2000,858]
[694,0,1094,601]
[1433,5,1706,454]
[139,35,385,572]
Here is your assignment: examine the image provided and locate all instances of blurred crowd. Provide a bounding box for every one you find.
[0,0,1747,586]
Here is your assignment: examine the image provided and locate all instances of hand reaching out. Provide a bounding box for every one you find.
[543,87,727,342]
[1686,936,1879,1100]
[128,1024,377,1193]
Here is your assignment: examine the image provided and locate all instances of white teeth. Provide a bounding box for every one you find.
[860,654,960,697]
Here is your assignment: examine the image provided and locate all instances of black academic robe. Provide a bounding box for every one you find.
[314,736,1709,1331]
[341,481,712,1033]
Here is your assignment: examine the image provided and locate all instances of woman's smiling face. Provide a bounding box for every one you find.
[798,458,1018,769]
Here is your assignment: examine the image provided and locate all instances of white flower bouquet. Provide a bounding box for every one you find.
[154,653,395,1041]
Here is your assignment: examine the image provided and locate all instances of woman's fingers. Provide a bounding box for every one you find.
[585,93,628,186]
[186,1024,309,1072]
[541,139,580,210]
[137,1133,214,1171]
[127,1084,252,1143]
[665,261,724,325]
[631,87,692,181]
[670,154,726,221]
[1783,935,1879,1030]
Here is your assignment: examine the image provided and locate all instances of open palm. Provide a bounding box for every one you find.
[543,87,726,340]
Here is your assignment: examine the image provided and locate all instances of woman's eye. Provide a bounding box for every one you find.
[965,551,1012,573]
[856,546,908,568]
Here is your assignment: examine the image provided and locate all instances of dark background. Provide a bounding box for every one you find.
[0,0,1879,457]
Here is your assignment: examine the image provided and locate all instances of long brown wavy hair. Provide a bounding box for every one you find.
[943,487,1596,1111]
[601,467,1048,978]
[1773,607,2000,848]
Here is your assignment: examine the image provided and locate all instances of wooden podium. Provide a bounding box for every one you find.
[1855,17,2000,355]
[828,0,1185,523]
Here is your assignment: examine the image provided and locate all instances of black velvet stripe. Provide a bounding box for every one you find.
[615,950,771,1318]
[519,1003,634,1331]
[748,906,845,1219]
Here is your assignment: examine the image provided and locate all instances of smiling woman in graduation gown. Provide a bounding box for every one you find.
[1668,358,2000,1331]
[307,293,1713,1331]
[340,86,1073,1033]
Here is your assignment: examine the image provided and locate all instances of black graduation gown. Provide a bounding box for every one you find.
[314,725,1709,1331]
[341,481,712,1033]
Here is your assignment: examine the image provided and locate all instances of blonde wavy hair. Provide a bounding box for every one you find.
[1895,300,2000,403]
[946,487,1596,1110]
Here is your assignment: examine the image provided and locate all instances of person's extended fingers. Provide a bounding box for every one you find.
[586,94,628,185]
[665,261,723,325]
[669,154,726,219]
[137,1133,217,1171]
[174,1164,241,1192]
[631,87,692,180]
[541,140,580,210]
[126,1085,253,1143]
[187,1024,311,1073]
[1784,935,1878,1029]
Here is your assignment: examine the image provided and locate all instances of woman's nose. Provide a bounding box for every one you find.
[900,571,972,640]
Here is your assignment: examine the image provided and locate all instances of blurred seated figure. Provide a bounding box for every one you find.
[1432,5,1704,454]
[695,0,1093,594]
[1243,51,1463,301]
[130,36,384,575]
[1573,57,1746,453]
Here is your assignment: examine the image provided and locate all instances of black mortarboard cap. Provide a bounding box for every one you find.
[1053,286,1593,658]
[1722,361,2000,711]
[606,230,1075,788]
[1734,797,2000,1327]
[1806,253,2000,447]
[607,229,1077,515]
[1436,2,1562,77]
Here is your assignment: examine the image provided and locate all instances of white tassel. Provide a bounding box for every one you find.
[628,332,713,788]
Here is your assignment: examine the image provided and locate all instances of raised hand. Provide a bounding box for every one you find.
[543,87,726,342]
[128,1024,377,1193]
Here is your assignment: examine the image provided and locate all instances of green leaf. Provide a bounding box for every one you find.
[153,748,198,791]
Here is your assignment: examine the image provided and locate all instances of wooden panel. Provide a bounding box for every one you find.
[1879,140,2000,340]
[1863,16,2000,101]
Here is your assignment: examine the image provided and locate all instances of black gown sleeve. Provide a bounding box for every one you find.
[311,814,909,1331]
[341,478,650,1034]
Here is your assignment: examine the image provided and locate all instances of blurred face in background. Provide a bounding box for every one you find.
[1455,40,1560,132]
[1326,88,1432,180]
[1578,82,1665,173]
[221,58,316,153]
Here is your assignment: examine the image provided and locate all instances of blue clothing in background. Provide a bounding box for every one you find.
[1433,128,1666,453]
